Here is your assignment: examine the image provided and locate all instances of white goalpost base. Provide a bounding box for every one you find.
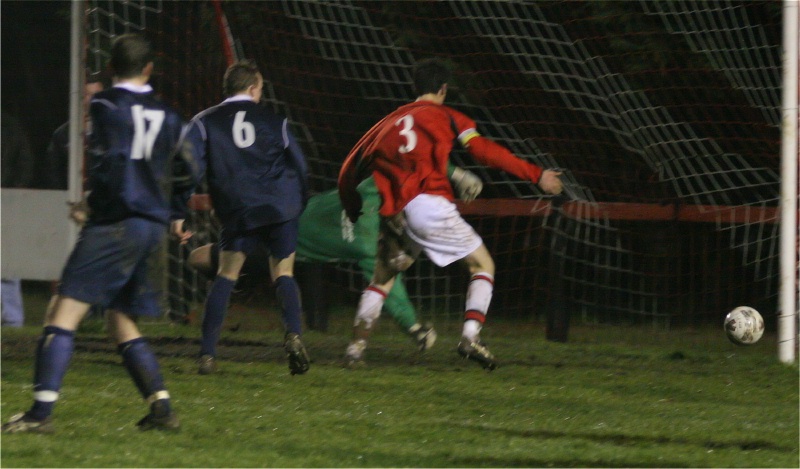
[1,1,87,282]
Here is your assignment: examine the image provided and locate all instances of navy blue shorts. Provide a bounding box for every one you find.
[218,218,298,260]
[59,217,166,317]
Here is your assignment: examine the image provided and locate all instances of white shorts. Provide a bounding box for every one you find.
[402,194,483,267]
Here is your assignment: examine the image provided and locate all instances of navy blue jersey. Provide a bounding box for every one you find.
[182,97,309,233]
[86,84,188,225]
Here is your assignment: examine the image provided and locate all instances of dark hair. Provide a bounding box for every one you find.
[109,34,154,79]
[412,59,452,96]
[223,60,261,97]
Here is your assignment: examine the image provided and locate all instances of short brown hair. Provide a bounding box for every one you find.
[223,60,261,97]
[110,34,154,79]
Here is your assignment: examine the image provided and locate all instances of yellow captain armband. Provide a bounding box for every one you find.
[458,128,480,146]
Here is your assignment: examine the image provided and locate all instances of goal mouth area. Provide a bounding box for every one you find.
[183,193,780,327]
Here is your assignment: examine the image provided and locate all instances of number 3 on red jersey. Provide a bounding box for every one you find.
[395,114,417,154]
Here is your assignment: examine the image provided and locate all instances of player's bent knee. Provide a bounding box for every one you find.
[378,237,415,274]
[187,246,208,272]
[46,296,92,331]
[217,250,247,280]
[107,310,142,344]
[464,244,495,276]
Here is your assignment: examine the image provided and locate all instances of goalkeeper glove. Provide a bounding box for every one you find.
[450,166,483,202]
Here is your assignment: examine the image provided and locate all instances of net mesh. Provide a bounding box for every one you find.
[85,0,786,328]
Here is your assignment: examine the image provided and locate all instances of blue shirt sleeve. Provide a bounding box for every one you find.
[171,119,207,219]
[283,119,310,205]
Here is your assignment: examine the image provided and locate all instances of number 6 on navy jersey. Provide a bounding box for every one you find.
[233,111,256,148]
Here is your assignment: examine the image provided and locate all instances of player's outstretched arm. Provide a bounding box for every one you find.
[463,134,566,196]
[463,135,542,183]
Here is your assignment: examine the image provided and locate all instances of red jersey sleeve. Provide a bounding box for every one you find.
[338,118,387,222]
[337,145,364,223]
[465,136,543,184]
[444,107,543,184]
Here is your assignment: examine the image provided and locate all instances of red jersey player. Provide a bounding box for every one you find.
[338,58,564,370]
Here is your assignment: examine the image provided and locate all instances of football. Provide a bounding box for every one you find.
[724,306,765,345]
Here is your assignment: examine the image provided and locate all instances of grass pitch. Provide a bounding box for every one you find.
[1,295,797,468]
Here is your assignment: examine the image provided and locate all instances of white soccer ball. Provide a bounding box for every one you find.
[724,306,765,345]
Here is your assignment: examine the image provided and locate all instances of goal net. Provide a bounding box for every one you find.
[85,0,791,331]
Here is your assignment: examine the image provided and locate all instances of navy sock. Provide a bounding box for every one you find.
[275,275,303,336]
[118,338,166,401]
[200,276,236,356]
[29,326,75,420]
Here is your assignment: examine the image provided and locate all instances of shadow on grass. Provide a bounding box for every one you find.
[462,422,795,453]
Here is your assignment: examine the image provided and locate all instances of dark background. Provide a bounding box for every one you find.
[2,1,72,177]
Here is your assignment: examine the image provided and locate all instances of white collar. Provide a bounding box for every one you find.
[222,94,255,104]
[114,82,154,93]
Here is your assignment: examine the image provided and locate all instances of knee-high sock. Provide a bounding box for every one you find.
[118,337,171,416]
[200,276,236,357]
[29,326,75,420]
[463,272,494,341]
[274,275,303,336]
[354,286,387,330]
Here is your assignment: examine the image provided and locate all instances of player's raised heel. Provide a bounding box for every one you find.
[1,412,54,434]
[137,400,180,431]
[457,337,498,371]
[198,354,218,375]
[409,322,437,352]
[284,333,310,375]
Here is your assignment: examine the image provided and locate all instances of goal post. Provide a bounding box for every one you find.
[68,0,85,210]
[779,0,798,364]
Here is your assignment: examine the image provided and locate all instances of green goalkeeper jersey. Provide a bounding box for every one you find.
[296,177,416,330]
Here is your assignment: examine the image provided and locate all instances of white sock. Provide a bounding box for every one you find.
[462,320,482,342]
[346,339,367,359]
[354,285,387,329]
[462,272,494,341]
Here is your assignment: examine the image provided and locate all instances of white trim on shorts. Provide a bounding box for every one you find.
[402,194,483,267]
